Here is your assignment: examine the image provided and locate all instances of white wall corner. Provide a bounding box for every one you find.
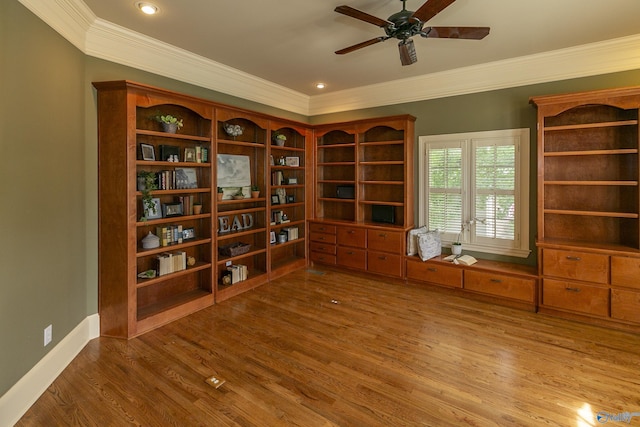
[0,314,100,427]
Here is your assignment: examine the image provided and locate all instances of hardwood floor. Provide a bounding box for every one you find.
[18,268,640,426]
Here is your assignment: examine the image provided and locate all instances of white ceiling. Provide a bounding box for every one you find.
[19,0,640,115]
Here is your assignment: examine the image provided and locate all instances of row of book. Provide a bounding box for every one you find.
[271,170,284,186]
[157,251,187,276]
[176,195,199,216]
[222,264,248,285]
[282,226,299,241]
[155,168,198,190]
[195,146,209,163]
[156,225,184,246]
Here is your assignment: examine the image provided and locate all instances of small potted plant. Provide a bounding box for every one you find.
[251,185,260,198]
[192,201,202,215]
[156,114,183,133]
[273,133,286,146]
[232,188,245,200]
[452,229,463,255]
[137,171,157,221]
[217,187,224,202]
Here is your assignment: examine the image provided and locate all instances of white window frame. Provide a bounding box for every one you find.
[418,128,531,258]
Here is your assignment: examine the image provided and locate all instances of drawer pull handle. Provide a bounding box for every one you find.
[378,256,387,260]
[347,251,354,255]
[427,268,437,272]
[348,230,355,234]
[379,233,387,238]
[319,237,325,240]
[490,278,502,283]
[565,287,581,292]
[566,256,581,261]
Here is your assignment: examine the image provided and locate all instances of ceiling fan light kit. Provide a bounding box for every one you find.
[335,0,489,66]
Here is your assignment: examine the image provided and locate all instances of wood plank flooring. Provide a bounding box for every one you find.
[17,268,640,426]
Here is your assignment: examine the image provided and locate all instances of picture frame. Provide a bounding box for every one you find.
[286,195,295,203]
[184,147,196,163]
[140,143,155,161]
[146,198,162,220]
[285,156,300,167]
[270,231,276,244]
[271,195,280,205]
[175,167,198,189]
[287,177,298,185]
[182,228,195,240]
[162,202,183,217]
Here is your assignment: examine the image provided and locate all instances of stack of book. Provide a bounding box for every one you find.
[271,170,284,186]
[157,251,187,276]
[176,195,196,215]
[195,146,208,163]
[156,225,183,246]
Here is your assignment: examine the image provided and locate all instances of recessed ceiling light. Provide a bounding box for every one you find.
[316,83,326,89]
[136,2,158,15]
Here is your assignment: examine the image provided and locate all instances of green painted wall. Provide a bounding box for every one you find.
[3,0,640,400]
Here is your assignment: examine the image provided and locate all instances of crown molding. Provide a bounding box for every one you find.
[19,0,640,117]
[308,34,640,115]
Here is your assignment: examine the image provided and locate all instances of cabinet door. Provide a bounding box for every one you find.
[406,260,462,288]
[367,229,403,253]
[464,271,536,303]
[337,246,366,270]
[543,249,609,284]
[611,256,640,289]
[367,251,402,277]
[337,227,366,248]
[611,289,640,323]
[542,279,609,317]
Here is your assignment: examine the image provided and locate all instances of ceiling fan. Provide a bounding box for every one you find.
[334,0,490,66]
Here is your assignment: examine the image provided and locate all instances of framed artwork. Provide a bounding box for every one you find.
[217,154,251,187]
[140,143,155,161]
[285,156,300,167]
[175,168,198,189]
[184,147,196,162]
[146,198,162,220]
[162,202,183,217]
[271,195,280,205]
[287,177,298,185]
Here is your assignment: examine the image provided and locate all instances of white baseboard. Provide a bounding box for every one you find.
[0,314,100,427]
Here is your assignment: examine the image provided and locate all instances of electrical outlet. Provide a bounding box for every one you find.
[44,324,52,346]
[205,375,225,389]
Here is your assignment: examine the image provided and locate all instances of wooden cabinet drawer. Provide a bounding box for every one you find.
[309,223,336,235]
[337,227,366,248]
[367,251,402,277]
[367,229,403,253]
[337,246,366,270]
[406,260,462,288]
[310,241,336,255]
[310,232,336,245]
[611,288,640,323]
[543,249,609,284]
[464,270,536,303]
[611,256,640,289]
[542,278,609,317]
[310,251,336,265]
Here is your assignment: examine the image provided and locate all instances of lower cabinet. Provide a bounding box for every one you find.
[539,246,640,332]
[405,256,537,310]
[309,220,406,278]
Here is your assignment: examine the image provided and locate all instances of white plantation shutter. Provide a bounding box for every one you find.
[419,129,530,258]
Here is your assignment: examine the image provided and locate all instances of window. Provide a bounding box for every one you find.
[418,128,530,257]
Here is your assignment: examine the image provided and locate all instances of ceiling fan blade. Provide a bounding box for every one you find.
[335,37,388,55]
[398,39,417,66]
[411,0,456,23]
[425,26,490,39]
[335,5,392,27]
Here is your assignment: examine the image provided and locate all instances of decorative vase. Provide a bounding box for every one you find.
[452,244,462,255]
[161,122,178,134]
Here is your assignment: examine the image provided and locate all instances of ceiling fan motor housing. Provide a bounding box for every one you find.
[385,10,423,40]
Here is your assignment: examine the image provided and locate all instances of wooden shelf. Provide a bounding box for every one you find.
[136,129,211,142]
[136,262,211,288]
[543,119,638,131]
[544,149,638,157]
[544,209,639,218]
[544,181,638,186]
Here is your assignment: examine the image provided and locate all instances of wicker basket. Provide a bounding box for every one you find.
[218,242,251,257]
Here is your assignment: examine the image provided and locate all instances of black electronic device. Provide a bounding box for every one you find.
[372,204,395,224]
[336,185,355,199]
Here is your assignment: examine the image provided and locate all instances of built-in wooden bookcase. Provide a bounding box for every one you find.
[531,87,640,333]
[310,115,415,278]
[94,81,215,338]
[214,108,269,302]
[268,120,312,278]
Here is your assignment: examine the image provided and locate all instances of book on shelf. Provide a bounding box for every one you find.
[283,226,298,241]
[227,264,248,284]
[156,250,187,276]
[156,224,184,247]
